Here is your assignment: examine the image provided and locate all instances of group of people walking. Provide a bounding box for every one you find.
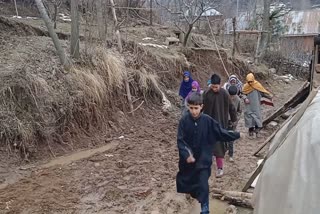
[177,71,273,214]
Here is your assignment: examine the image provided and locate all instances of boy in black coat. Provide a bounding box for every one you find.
[176,92,241,214]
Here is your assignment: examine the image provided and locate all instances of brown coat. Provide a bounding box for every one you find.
[203,88,237,157]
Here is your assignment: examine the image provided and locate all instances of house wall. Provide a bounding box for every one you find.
[280,35,315,63]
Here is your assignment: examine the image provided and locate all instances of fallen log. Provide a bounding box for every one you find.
[243,89,318,192]
[211,188,253,208]
[263,81,309,127]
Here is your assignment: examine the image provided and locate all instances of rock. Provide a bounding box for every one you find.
[281,105,300,119]
[162,109,169,116]
[165,37,180,46]
[268,121,278,127]
[226,205,238,214]
[94,163,100,167]
[269,68,276,74]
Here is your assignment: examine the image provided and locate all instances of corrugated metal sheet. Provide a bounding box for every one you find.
[283,9,320,35]
[225,8,320,35]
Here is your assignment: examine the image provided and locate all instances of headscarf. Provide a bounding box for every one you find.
[179,71,193,99]
[224,74,243,93]
[185,81,201,101]
[242,73,270,95]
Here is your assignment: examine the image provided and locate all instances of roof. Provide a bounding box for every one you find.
[201,8,222,16]
[184,8,222,17]
[283,9,320,35]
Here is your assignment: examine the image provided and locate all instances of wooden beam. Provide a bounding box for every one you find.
[243,89,318,192]
[211,188,253,208]
[263,81,309,127]
[253,106,299,157]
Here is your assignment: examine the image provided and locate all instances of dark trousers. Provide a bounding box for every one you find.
[227,141,234,157]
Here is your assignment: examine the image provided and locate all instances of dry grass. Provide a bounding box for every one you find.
[0,41,183,158]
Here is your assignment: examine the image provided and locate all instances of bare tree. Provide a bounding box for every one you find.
[14,0,19,16]
[156,0,219,47]
[255,1,291,63]
[255,0,271,63]
[52,0,62,29]
[35,0,70,68]
[71,0,80,58]
[96,0,106,41]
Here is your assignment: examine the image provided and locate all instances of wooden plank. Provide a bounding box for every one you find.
[253,106,299,156]
[243,89,318,192]
[262,81,309,127]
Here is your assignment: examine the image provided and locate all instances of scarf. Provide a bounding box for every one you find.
[224,74,243,93]
[242,73,270,95]
[185,81,201,101]
[179,71,193,99]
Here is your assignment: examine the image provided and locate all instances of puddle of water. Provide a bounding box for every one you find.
[41,141,119,168]
[189,199,252,214]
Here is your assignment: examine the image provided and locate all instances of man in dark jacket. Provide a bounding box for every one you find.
[203,74,238,178]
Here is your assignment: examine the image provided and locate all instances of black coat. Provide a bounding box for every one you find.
[176,112,240,202]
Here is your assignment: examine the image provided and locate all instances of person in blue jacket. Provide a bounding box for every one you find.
[179,71,193,113]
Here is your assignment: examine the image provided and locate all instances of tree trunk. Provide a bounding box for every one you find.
[255,0,271,63]
[53,4,58,29]
[14,0,19,16]
[150,0,153,26]
[183,24,193,47]
[110,0,134,115]
[232,17,236,57]
[35,0,70,68]
[96,0,106,41]
[71,0,80,59]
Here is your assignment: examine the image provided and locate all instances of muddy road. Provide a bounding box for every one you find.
[0,80,303,214]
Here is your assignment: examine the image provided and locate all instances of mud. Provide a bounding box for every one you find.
[0,79,304,214]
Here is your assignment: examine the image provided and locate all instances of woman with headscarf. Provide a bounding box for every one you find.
[179,71,193,113]
[242,73,273,138]
[223,74,243,95]
[183,81,201,115]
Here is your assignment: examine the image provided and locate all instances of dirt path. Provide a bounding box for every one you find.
[189,199,252,214]
[0,80,303,214]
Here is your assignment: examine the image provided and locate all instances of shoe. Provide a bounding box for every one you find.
[229,157,234,162]
[200,201,209,214]
[216,169,224,178]
[248,131,255,139]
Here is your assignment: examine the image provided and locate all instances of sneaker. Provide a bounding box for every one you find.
[229,157,234,162]
[216,169,224,178]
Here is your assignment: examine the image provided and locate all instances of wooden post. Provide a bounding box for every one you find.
[150,0,153,26]
[232,17,236,57]
[110,0,134,115]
